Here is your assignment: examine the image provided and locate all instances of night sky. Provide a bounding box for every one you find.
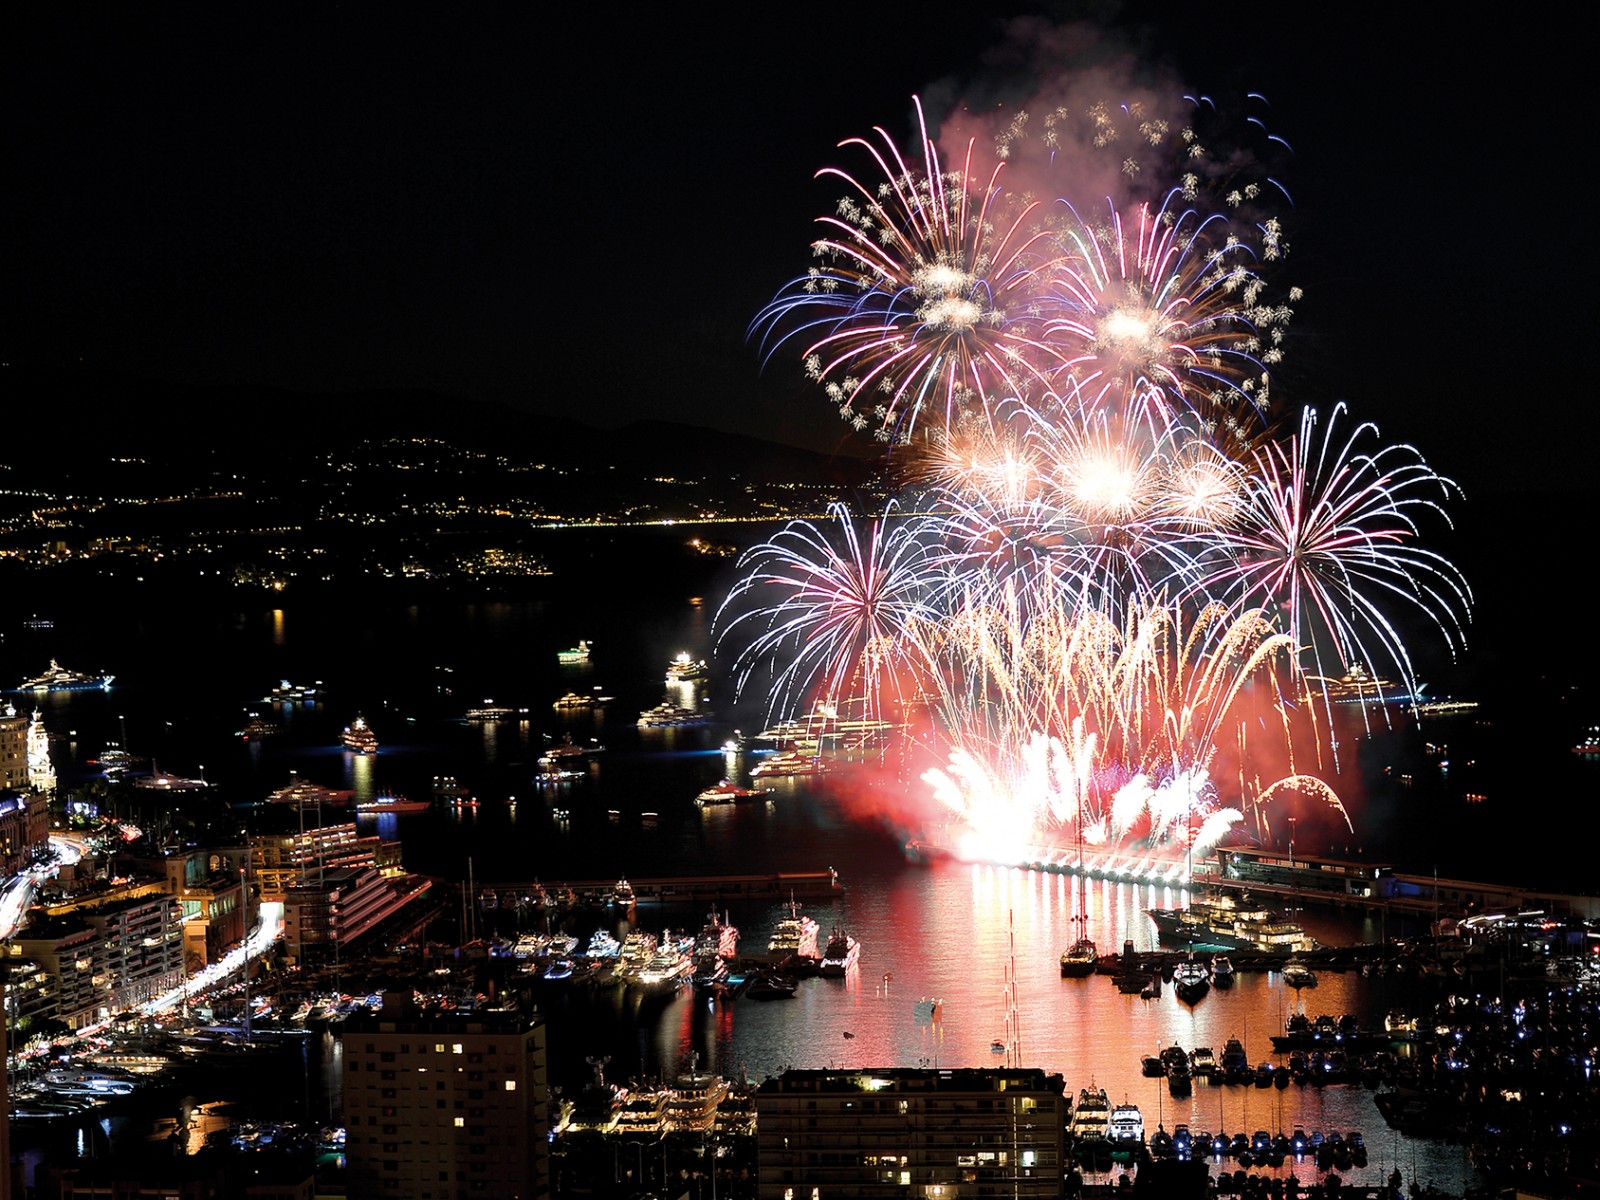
[4,6,1589,497]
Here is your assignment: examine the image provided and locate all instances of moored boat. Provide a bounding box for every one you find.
[1147,889,1317,954]
[1173,954,1211,1004]
[340,715,378,754]
[767,897,820,964]
[818,923,859,977]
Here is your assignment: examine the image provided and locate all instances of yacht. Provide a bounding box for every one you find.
[818,923,859,977]
[1070,1087,1112,1157]
[553,691,601,711]
[355,791,429,815]
[340,715,378,754]
[695,779,773,806]
[464,701,528,721]
[16,660,113,692]
[665,652,709,683]
[767,897,820,963]
[1147,889,1317,954]
[637,700,708,728]
[1210,955,1236,988]
[635,936,694,991]
[556,640,591,665]
[693,910,739,961]
[750,750,835,778]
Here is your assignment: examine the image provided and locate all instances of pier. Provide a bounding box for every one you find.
[473,868,843,909]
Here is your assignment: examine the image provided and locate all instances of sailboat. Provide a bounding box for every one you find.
[1060,804,1097,977]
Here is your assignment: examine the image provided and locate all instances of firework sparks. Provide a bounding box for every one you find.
[724,86,1467,871]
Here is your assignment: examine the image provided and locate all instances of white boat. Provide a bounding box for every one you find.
[1281,957,1318,988]
[1108,1102,1145,1148]
[553,691,599,711]
[693,910,739,961]
[464,701,528,721]
[16,659,113,692]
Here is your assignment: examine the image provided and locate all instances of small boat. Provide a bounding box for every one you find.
[742,972,798,1000]
[1210,955,1235,988]
[695,779,773,806]
[340,715,378,754]
[1173,954,1210,1004]
[1282,957,1318,988]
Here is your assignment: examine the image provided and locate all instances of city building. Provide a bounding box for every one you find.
[756,1067,1067,1200]
[0,705,27,792]
[281,866,432,965]
[342,992,550,1199]
[10,893,184,1023]
[250,823,400,898]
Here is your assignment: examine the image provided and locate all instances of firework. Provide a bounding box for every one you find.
[722,88,1466,872]
[715,502,940,722]
[751,97,1075,440]
[1212,402,1472,707]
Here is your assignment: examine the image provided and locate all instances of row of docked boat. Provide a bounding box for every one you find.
[1075,1101,1370,1172]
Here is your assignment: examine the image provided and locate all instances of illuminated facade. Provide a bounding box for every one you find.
[343,993,550,1199]
[757,1068,1066,1199]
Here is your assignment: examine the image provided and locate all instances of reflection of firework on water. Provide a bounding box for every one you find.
[723,85,1468,871]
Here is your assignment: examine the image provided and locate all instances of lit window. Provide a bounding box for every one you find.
[435,1044,445,1053]
[453,1044,464,1055]
[454,1117,465,1127]
[504,1080,516,1091]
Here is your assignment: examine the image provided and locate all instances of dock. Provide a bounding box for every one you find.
[473,869,843,909]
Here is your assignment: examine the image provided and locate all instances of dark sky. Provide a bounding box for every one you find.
[4,5,1589,494]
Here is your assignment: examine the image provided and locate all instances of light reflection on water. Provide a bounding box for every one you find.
[577,860,1474,1193]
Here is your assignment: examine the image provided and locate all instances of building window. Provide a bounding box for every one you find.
[454,1117,465,1127]
[504,1080,516,1091]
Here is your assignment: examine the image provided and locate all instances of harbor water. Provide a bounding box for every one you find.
[2,542,1507,1193]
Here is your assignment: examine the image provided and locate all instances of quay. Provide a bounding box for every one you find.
[474,868,843,908]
